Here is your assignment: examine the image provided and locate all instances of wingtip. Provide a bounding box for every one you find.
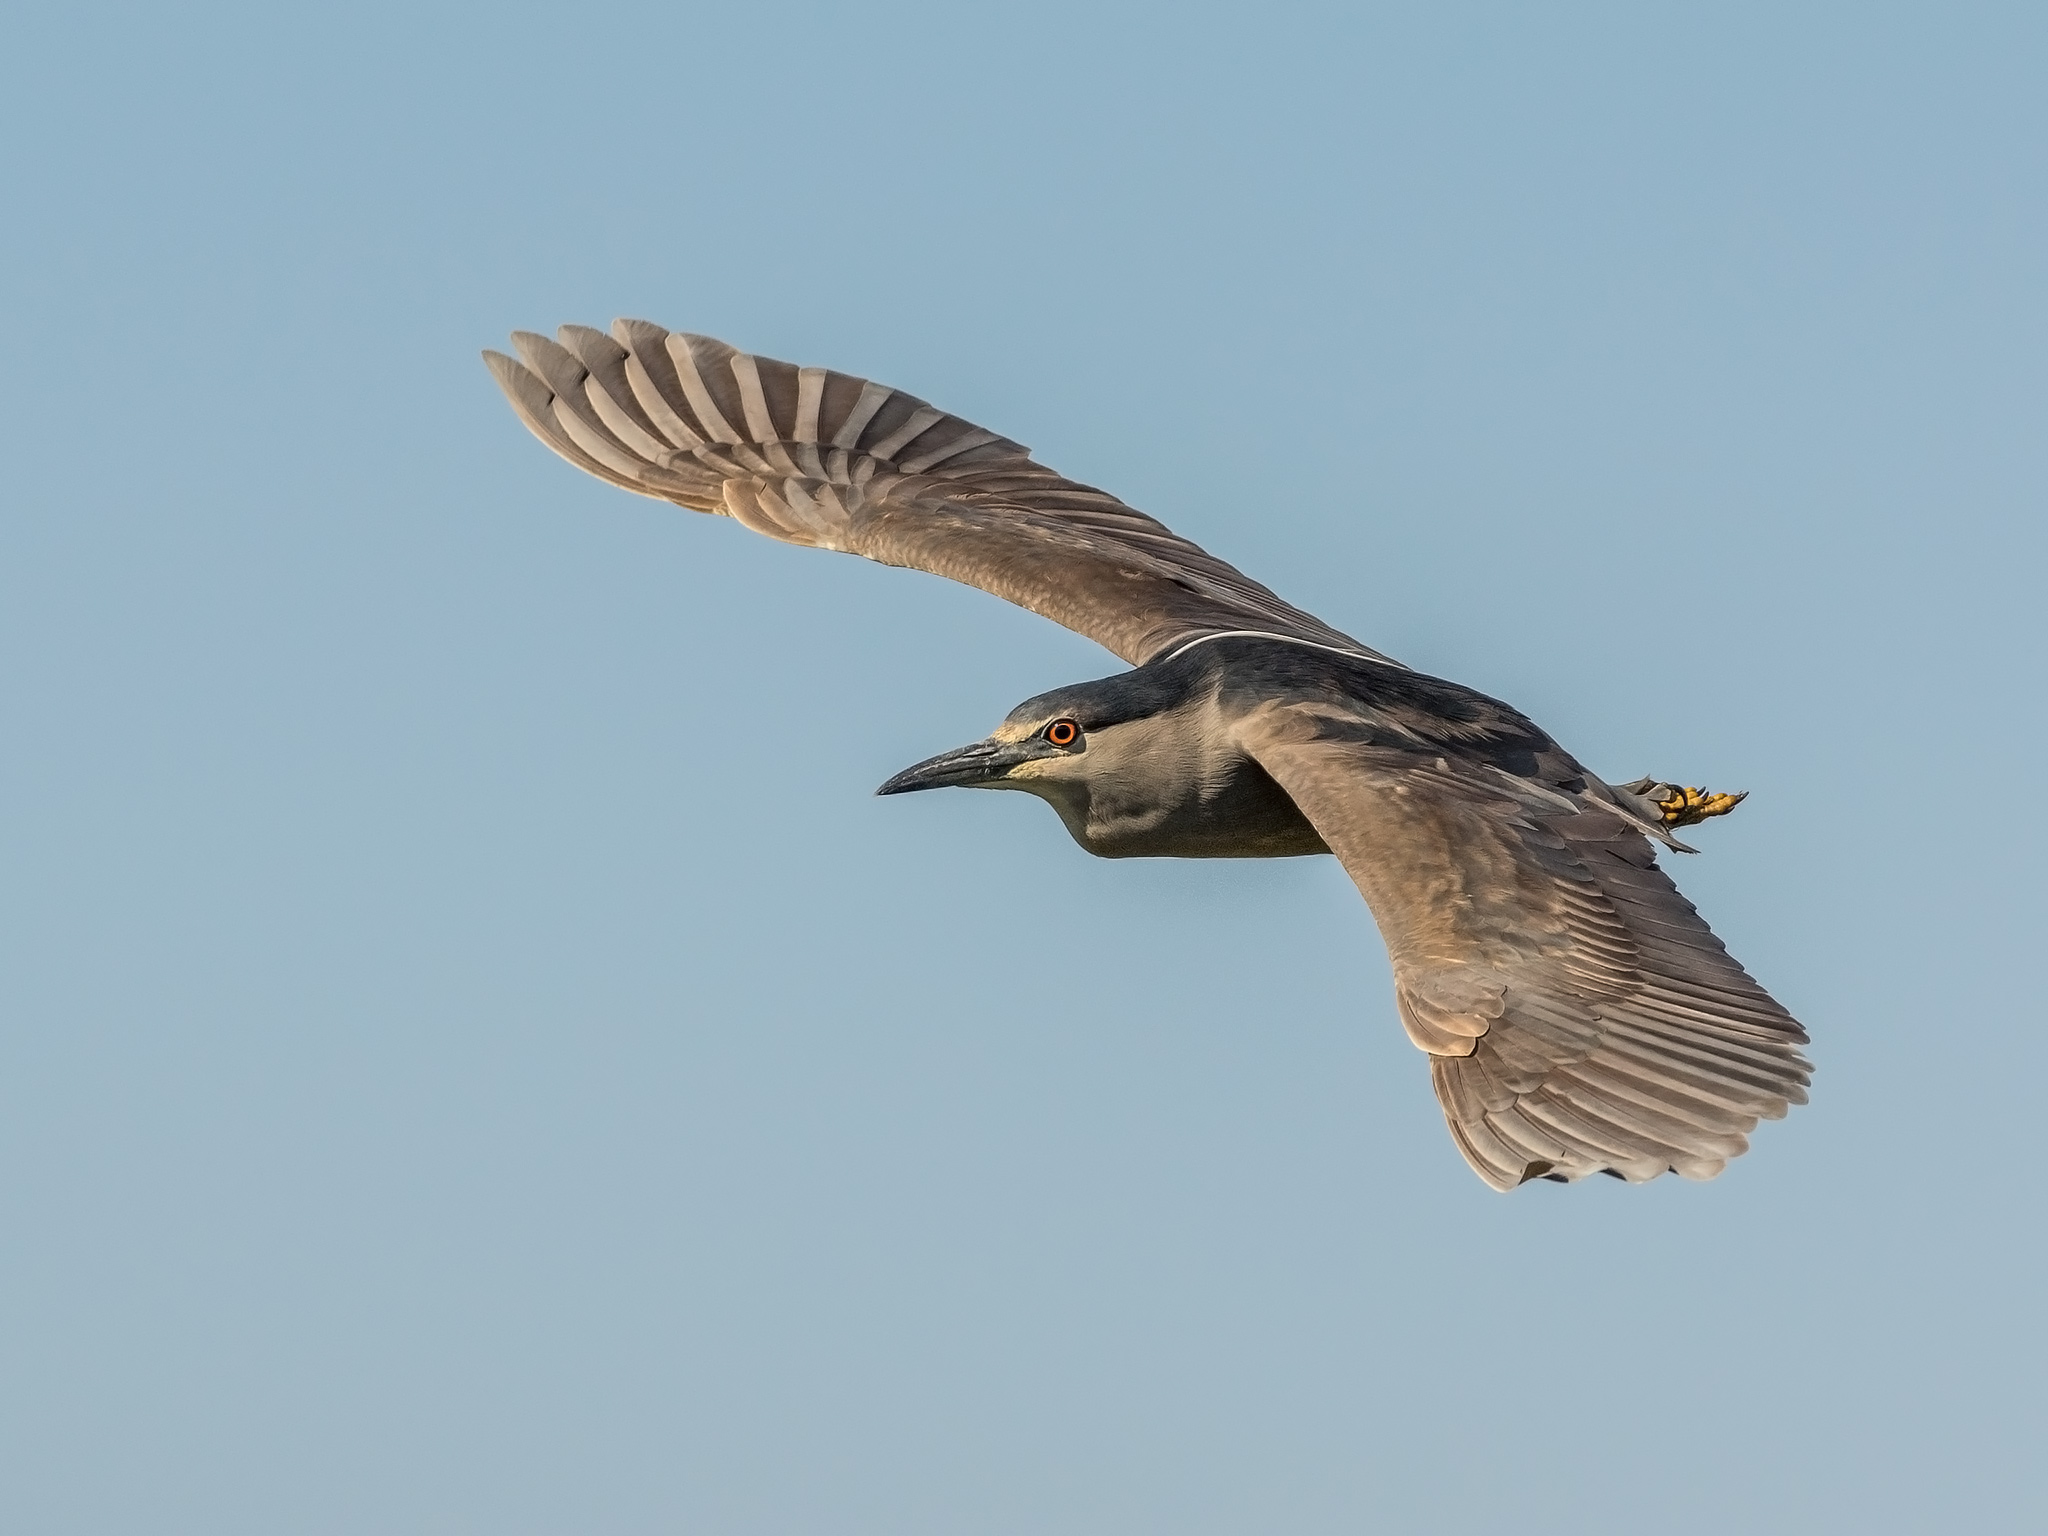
[509,330,565,375]
[481,347,548,404]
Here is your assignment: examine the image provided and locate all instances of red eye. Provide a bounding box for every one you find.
[1044,719,1080,747]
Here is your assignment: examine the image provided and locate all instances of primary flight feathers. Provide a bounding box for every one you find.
[484,321,1386,668]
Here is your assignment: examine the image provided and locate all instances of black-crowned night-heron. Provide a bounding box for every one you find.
[486,321,1811,1190]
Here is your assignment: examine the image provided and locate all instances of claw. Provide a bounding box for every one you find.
[1653,784,1747,828]
[1614,778,1748,829]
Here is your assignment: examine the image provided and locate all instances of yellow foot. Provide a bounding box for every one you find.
[1617,779,1748,828]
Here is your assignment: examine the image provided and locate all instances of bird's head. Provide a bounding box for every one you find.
[873,662,1231,858]
[873,652,1328,863]
[875,691,1109,800]
[875,661,1196,797]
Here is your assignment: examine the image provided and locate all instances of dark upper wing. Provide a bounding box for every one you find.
[484,321,1384,667]
[1237,699,1811,1189]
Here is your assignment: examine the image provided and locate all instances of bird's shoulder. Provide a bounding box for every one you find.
[1195,641,1587,792]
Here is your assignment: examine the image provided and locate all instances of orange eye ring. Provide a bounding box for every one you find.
[1044,718,1080,747]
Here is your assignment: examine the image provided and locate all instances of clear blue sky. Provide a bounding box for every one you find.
[4,4,2043,1532]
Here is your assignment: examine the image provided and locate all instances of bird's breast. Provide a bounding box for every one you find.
[1063,753,1331,860]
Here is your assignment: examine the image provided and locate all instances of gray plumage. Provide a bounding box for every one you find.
[485,320,1811,1190]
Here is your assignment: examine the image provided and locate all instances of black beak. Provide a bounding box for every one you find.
[875,738,1051,795]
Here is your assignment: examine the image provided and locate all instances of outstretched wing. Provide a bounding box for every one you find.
[1238,700,1811,1189]
[484,321,1384,668]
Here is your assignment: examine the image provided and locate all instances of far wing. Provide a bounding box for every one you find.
[1238,702,1811,1189]
[484,322,1383,668]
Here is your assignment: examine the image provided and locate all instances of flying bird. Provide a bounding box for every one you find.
[485,321,1811,1190]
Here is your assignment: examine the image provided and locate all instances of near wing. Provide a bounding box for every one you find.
[1239,702,1812,1189]
[483,321,1384,667]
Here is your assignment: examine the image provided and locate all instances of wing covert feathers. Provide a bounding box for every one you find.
[484,321,1379,666]
[1242,709,1811,1191]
